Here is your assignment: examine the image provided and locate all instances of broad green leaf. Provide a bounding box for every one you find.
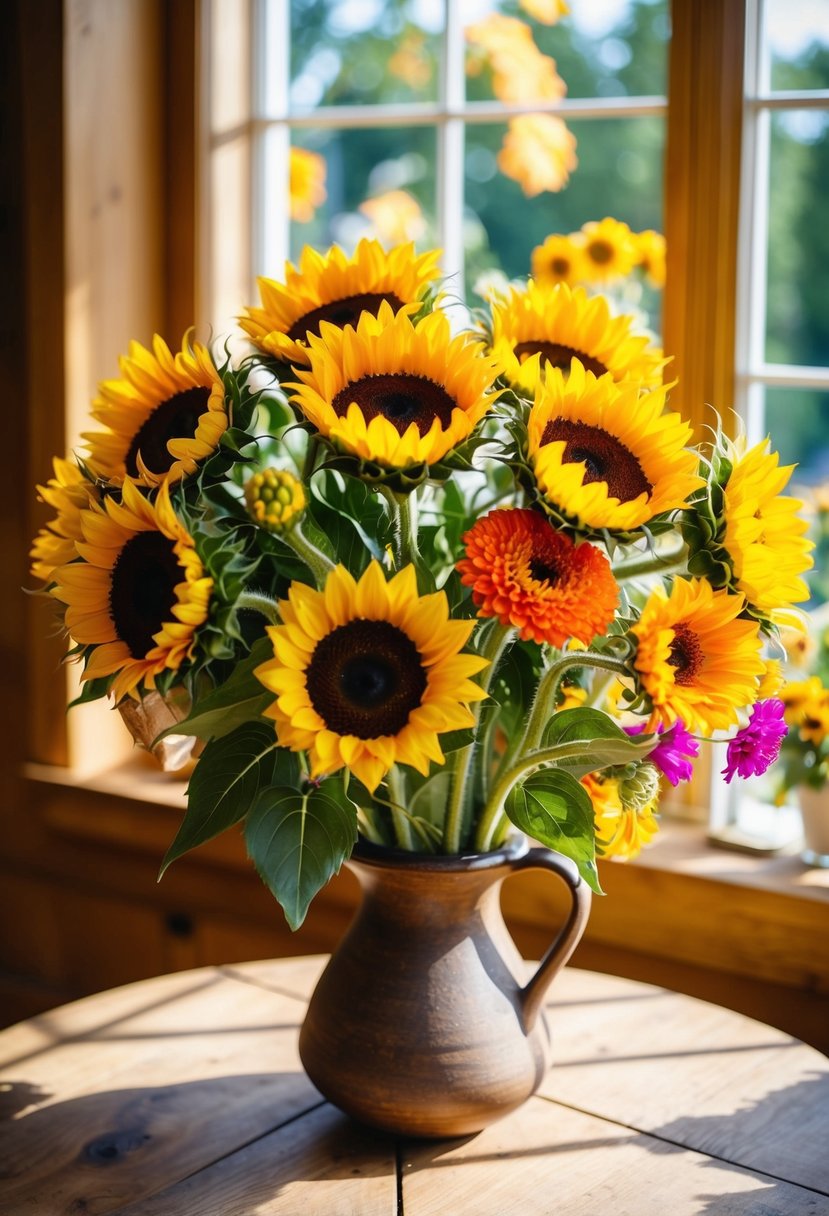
[540,707,655,777]
[245,782,358,929]
[159,722,292,875]
[158,637,275,742]
[505,768,603,894]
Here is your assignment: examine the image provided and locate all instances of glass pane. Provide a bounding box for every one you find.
[766,110,829,367]
[464,115,664,316]
[766,0,829,92]
[288,127,436,260]
[764,388,829,608]
[289,0,443,109]
[464,0,669,103]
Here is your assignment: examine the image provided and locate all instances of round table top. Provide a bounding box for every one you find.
[0,956,827,1215]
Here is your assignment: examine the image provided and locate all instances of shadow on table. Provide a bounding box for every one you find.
[0,1071,354,1215]
[650,1070,829,1208]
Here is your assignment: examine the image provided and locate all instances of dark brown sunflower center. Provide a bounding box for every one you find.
[287,292,406,342]
[109,531,181,658]
[331,374,456,437]
[306,619,427,739]
[550,257,571,276]
[668,623,704,686]
[587,239,613,265]
[528,557,560,586]
[124,386,211,477]
[540,418,652,502]
[514,341,608,378]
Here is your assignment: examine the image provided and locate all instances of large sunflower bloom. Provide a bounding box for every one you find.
[488,280,665,394]
[255,562,488,792]
[583,771,660,860]
[631,578,765,734]
[721,436,812,621]
[286,301,502,470]
[82,335,228,489]
[457,508,618,646]
[527,362,702,532]
[50,480,213,702]
[579,217,639,285]
[240,239,441,368]
[30,457,99,582]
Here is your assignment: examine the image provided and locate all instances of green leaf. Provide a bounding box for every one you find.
[505,768,603,894]
[159,722,291,875]
[539,707,656,777]
[159,637,275,742]
[245,781,358,929]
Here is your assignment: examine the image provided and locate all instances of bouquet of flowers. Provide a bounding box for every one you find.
[30,233,813,927]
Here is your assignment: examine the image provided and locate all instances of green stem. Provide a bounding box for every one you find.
[387,765,415,850]
[236,591,281,625]
[395,490,421,569]
[442,622,514,855]
[613,543,687,581]
[301,434,320,481]
[474,739,605,853]
[282,519,335,587]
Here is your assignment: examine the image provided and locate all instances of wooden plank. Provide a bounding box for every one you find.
[221,957,329,1002]
[116,1102,397,1216]
[538,969,829,1194]
[0,975,320,1214]
[402,1094,823,1216]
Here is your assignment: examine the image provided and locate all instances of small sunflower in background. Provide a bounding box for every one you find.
[526,362,701,533]
[82,334,229,489]
[488,280,665,395]
[240,239,442,369]
[530,233,586,287]
[286,301,502,473]
[289,147,327,224]
[579,217,640,285]
[255,562,488,793]
[50,480,213,703]
[631,578,765,735]
[635,229,667,289]
[457,508,618,647]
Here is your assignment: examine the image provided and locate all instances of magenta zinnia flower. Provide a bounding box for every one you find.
[625,719,699,786]
[722,698,787,784]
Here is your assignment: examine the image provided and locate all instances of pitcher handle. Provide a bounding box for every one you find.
[508,847,592,1032]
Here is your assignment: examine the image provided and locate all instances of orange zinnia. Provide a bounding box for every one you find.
[457,508,618,646]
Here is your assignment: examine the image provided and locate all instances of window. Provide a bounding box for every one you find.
[711,0,829,845]
[203,0,670,336]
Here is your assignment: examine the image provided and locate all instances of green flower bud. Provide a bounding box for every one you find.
[244,468,306,533]
[614,761,660,813]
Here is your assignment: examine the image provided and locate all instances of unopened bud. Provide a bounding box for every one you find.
[615,761,660,813]
[245,468,306,533]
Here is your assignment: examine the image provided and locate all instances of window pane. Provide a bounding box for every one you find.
[464,0,669,103]
[288,0,443,109]
[766,110,829,367]
[766,0,829,92]
[764,387,829,491]
[288,128,436,260]
[464,115,664,309]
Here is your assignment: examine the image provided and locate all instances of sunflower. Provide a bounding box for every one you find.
[255,562,488,792]
[530,233,586,287]
[631,578,765,734]
[457,508,618,646]
[780,677,829,746]
[240,239,442,368]
[583,771,660,860]
[721,436,812,621]
[579,217,639,284]
[30,457,99,582]
[50,480,213,702]
[289,147,327,223]
[286,301,502,470]
[635,229,667,289]
[488,280,665,395]
[82,334,228,489]
[527,361,702,532]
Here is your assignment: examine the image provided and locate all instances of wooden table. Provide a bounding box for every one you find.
[1,957,827,1215]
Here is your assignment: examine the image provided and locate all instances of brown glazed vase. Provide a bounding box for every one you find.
[298,834,591,1137]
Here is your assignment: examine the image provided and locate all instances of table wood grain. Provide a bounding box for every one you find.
[1,957,827,1215]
